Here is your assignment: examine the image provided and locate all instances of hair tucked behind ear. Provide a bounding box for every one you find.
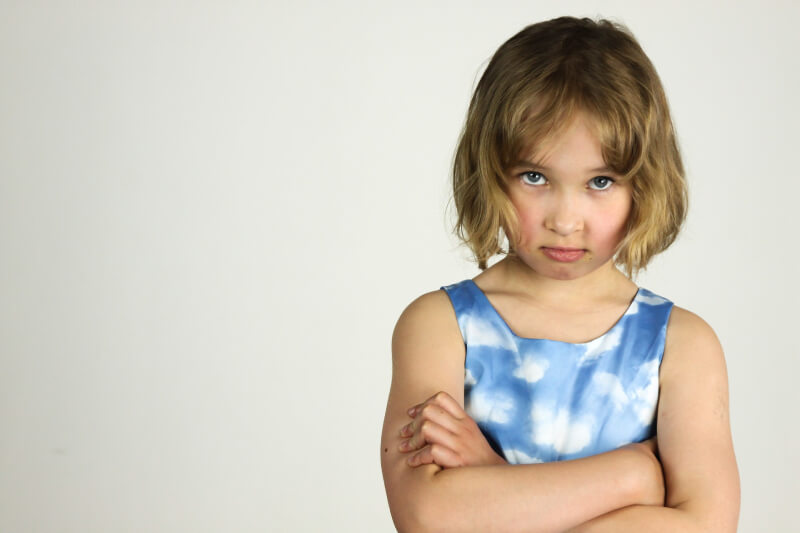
[452,16,687,276]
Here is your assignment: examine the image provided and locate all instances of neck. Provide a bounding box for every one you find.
[497,255,634,309]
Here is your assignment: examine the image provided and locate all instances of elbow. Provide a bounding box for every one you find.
[709,500,741,533]
[387,479,449,533]
[388,501,421,533]
[413,496,450,533]
[675,495,740,533]
[389,491,442,533]
[384,482,426,533]
[696,513,740,533]
[388,500,430,533]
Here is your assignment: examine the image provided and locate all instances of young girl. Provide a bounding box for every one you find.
[380,16,740,533]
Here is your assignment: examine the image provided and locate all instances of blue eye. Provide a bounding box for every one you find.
[589,176,615,191]
[520,171,547,186]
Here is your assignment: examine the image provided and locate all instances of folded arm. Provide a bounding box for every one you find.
[399,447,660,533]
[566,307,741,533]
[380,291,665,533]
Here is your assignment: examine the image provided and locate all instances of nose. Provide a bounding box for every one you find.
[544,192,583,236]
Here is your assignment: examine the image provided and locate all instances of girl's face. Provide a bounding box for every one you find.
[505,113,632,281]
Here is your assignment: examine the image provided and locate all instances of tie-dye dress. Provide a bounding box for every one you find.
[441,279,674,464]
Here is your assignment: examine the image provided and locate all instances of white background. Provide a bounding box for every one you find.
[1,1,797,531]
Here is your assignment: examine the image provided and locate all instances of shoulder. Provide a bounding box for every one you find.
[392,289,463,360]
[661,305,726,384]
[396,288,456,323]
[665,305,719,342]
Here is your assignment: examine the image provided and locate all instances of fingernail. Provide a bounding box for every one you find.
[407,407,415,416]
[398,440,408,451]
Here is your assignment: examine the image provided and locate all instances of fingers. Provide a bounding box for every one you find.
[407,443,463,468]
[407,391,465,420]
[401,403,460,439]
[398,391,470,462]
[398,418,458,453]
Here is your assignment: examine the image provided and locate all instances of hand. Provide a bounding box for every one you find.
[397,391,507,469]
[622,436,665,506]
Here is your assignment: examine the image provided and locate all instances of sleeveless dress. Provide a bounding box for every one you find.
[441,279,674,464]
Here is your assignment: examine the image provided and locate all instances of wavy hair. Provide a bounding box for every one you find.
[452,16,687,277]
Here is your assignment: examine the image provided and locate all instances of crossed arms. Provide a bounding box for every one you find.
[380,290,740,533]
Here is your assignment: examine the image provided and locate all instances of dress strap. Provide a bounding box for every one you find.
[440,280,480,343]
[441,279,519,353]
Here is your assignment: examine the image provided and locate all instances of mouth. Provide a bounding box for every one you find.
[540,246,587,263]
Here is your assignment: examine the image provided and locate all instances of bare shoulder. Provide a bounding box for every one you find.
[393,288,458,330]
[664,305,720,340]
[392,289,464,361]
[389,288,466,408]
[661,305,726,383]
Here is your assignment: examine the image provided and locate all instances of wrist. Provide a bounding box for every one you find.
[623,443,664,506]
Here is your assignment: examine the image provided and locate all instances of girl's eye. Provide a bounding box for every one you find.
[520,171,547,186]
[588,176,615,191]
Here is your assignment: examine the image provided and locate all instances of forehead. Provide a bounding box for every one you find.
[515,113,608,168]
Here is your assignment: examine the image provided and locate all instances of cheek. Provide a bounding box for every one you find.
[516,206,538,228]
[597,199,632,241]
[510,200,542,244]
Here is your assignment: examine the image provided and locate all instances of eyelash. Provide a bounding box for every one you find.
[519,171,616,191]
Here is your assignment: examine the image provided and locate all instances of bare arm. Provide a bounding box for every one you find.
[380,290,664,533]
[565,307,741,532]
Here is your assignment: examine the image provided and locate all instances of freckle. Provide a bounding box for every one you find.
[384,448,388,453]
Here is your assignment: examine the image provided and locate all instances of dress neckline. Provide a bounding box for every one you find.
[465,279,641,346]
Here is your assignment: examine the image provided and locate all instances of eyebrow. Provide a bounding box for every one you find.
[511,159,615,174]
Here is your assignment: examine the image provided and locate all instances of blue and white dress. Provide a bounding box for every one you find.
[441,279,674,464]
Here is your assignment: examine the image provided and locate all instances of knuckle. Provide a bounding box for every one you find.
[420,404,437,417]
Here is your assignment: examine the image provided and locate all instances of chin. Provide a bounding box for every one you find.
[547,268,585,281]
[526,260,584,280]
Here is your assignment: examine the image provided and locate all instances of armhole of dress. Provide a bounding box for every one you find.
[656,301,676,367]
[651,301,675,435]
[440,283,470,347]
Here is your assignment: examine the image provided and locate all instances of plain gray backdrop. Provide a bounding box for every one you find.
[1,1,797,531]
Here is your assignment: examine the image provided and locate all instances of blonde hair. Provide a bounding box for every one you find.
[452,16,687,277]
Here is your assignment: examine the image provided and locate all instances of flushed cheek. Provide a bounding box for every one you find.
[597,206,631,245]
[509,198,562,237]
[515,219,546,252]
[509,200,536,248]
